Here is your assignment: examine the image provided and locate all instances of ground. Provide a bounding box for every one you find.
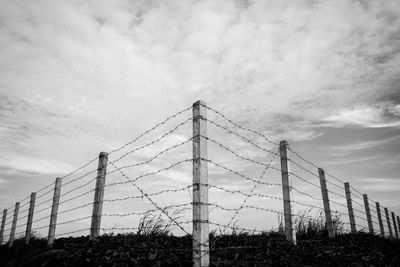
[0,233,399,266]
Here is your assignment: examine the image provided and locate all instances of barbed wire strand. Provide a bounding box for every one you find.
[107,138,192,175]
[206,119,279,157]
[108,160,191,237]
[202,104,279,146]
[217,150,278,243]
[108,106,192,155]
[105,159,192,188]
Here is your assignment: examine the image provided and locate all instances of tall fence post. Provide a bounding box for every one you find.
[192,100,210,267]
[90,152,109,241]
[47,178,62,247]
[279,140,296,244]
[0,209,7,244]
[344,183,356,233]
[25,192,36,245]
[9,202,20,248]
[384,208,393,238]
[376,202,384,236]
[318,168,335,238]
[392,212,399,239]
[363,194,373,234]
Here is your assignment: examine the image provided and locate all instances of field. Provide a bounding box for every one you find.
[1,231,400,267]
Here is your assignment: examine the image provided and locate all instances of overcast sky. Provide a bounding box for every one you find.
[1,0,400,237]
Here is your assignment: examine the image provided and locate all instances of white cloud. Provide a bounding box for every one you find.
[323,102,400,128]
[1,0,400,226]
[0,154,77,175]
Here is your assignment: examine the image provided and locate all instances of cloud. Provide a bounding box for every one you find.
[1,0,400,224]
[324,134,400,154]
[323,102,400,128]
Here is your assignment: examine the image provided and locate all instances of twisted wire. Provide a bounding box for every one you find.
[202,104,279,146]
[31,224,49,231]
[290,186,322,201]
[35,196,53,208]
[61,157,98,181]
[60,188,96,205]
[103,185,192,203]
[100,220,192,232]
[209,221,264,234]
[59,177,97,199]
[206,202,283,216]
[107,137,192,175]
[105,159,192,188]
[62,169,98,188]
[325,179,344,191]
[103,204,192,218]
[36,182,55,195]
[205,159,281,187]
[58,202,94,216]
[207,184,323,211]
[207,119,279,157]
[288,171,320,190]
[352,199,366,209]
[352,206,367,216]
[33,204,53,216]
[35,188,54,201]
[109,106,191,155]
[56,215,92,226]
[288,159,320,180]
[202,135,279,171]
[286,146,319,170]
[219,151,278,238]
[350,185,364,198]
[329,199,349,210]
[32,213,51,224]
[328,190,347,199]
[108,160,191,237]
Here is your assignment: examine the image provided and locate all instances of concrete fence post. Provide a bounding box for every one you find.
[344,183,356,233]
[280,140,296,244]
[9,202,20,248]
[318,168,335,238]
[90,152,109,241]
[0,209,7,244]
[47,178,62,247]
[192,100,210,267]
[376,202,384,236]
[392,212,399,239]
[25,192,36,244]
[384,208,393,238]
[363,194,373,234]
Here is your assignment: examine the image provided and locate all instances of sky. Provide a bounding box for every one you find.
[0,0,400,239]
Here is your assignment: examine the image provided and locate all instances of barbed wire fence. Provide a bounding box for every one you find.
[0,100,399,266]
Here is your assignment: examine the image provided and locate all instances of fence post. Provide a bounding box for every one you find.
[397,216,400,237]
[9,202,20,248]
[392,212,399,239]
[25,192,36,244]
[384,208,393,238]
[344,183,356,233]
[363,194,373,234]
[376,202,384,236]
[318,168,335,238]
[90,152,109,241]
[192,100,210,267]
[47,178,62,247]
[279,140,296,244]
[0,209,7,244]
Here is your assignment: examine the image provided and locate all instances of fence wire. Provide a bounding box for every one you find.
[0,101,399,267]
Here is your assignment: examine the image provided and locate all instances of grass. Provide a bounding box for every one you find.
[1,210,400,266]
